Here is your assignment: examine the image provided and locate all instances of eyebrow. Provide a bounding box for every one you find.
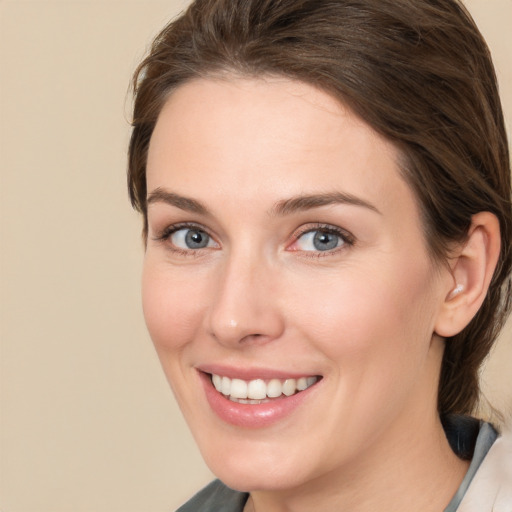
[146,187,381,217]
[147,188,210,215]
[271,192,381,216]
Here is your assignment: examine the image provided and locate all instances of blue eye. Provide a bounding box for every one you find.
[295,229,345,252]
[170,228,214,249]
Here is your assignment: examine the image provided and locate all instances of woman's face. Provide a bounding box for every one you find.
[143,77,451,491]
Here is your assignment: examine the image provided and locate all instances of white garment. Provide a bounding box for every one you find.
[457,425,512,511]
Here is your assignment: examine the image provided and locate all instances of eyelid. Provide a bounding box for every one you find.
[153,221,205,238]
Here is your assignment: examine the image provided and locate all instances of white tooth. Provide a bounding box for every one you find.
[267,379,283,398]
[247,379,266,400]
[212,374,222,392]
[214,374,318,399]
[232,398,267,404]
[306,376,317,387]
[282,378,297,396]
[230,378,248,399]
[296,377,308,391]
[221,376,231,396]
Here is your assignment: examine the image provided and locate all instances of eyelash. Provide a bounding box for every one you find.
[152,222,216,257]
[152,222,355,257]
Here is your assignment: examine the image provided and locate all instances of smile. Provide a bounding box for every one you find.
[199,368,322,427]
[211,374,319,404]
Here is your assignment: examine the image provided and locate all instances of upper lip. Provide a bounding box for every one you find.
[197,364,320,381]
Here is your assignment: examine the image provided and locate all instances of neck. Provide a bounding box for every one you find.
[246,412,469,512]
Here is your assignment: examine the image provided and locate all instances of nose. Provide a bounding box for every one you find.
[205,250,285,347]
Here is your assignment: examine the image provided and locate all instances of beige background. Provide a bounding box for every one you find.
[0,0,510,511]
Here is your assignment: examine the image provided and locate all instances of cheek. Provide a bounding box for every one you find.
[290,261,439,443]
[141,260,208,352]
[291,256,438,370]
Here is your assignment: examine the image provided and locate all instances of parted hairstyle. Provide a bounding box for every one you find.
[128,0,512,417]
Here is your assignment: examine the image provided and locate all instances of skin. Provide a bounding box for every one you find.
[142,77,471,512]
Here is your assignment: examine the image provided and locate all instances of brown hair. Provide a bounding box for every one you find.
[128,0,512,416]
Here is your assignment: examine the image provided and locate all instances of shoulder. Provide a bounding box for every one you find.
[176,480,249,512]
[457,424,512,512]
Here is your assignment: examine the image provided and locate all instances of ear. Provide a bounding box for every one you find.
[435,212,501,338]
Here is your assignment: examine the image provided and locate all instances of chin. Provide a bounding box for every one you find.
[211,463,309,493]
[197,437,322,493]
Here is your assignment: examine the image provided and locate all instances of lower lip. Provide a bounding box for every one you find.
[199,372,319,428]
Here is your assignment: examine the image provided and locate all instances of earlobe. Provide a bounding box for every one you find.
[434,212,501,338]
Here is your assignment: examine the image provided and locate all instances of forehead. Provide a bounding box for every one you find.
[147,76,418,223]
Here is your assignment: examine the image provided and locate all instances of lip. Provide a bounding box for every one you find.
[198,364,317,381]
[197,367,321,428]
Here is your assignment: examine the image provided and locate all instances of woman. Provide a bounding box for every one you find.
[128,1,512,510]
